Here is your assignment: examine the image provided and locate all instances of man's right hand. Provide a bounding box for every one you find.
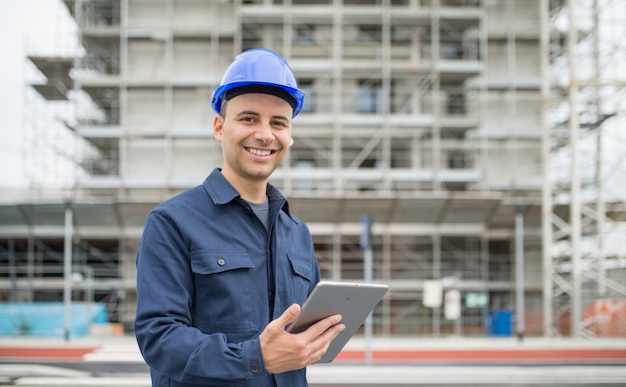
[259,303,345,374]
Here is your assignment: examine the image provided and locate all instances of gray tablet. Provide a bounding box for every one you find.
[287,280,389,363]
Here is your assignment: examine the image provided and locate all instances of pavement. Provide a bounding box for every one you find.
[2,364,626,387]
[1,335,626,386]
[2,335,625,365]
[338,336,626,364]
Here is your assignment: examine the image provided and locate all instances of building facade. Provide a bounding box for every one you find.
[2,0,624,338]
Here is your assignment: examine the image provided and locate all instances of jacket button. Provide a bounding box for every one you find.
[251,363,260,373]
[217,258,226,266]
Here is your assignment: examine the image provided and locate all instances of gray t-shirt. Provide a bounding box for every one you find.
[247,199,270,231]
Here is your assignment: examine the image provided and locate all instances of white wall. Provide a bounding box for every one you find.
[125,138,166,181]
[171,87,213,130]
[126,88,167,134]
[171,138,219,183]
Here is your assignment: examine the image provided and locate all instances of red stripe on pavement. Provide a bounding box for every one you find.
[1,346,625,363]
[335,349,626,363]
[0,347,98,360]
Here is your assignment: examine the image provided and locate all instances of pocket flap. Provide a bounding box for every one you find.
[191,250,255,275]
[287,253,312,281]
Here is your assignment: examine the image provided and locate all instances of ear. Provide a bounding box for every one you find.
[213,115,223,142]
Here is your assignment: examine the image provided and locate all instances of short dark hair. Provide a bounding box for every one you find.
[224,84,296,110]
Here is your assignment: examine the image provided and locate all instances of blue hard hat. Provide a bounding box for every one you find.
[211,48,305,118]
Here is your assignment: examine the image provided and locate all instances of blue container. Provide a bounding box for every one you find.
[0,302,108,338]
[485,310,513,336]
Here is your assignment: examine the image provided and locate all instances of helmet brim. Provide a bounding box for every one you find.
[212,81,305,118]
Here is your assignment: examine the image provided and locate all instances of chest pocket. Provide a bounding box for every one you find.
[190,250,259,333]
[191,249,255,275]
[286,253,313,306]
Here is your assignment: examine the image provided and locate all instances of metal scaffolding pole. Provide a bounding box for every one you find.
[540,0,554,337]
[592,0,607,296]
[567,0,582,337]
[63,202,74,341]
[515,205,525,341]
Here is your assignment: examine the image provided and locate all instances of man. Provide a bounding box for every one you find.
[135,48,345,386]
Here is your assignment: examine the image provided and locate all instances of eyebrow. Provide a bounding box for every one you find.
[236,110,290,122]
[236,110,260,117]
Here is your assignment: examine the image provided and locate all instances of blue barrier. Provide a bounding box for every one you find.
[0,302,108,338]
[484,310,513,337]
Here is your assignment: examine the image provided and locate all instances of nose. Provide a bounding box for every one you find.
[254,121,274,144]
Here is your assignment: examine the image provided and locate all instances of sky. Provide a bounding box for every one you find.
[0,0,73,189]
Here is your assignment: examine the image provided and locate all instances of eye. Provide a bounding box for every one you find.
[272,120,288,127]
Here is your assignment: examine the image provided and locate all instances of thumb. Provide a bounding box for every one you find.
[279,304,301,330]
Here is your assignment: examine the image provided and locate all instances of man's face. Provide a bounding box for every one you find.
[214,92,293,185]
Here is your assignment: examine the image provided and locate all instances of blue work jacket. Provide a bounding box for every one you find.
[135,168,320,386]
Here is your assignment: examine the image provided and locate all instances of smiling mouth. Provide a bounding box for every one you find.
[246,147,273,157]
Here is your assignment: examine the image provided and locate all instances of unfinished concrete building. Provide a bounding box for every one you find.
[1,0,624,338]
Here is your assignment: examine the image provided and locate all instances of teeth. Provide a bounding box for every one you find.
[248,148,272,157]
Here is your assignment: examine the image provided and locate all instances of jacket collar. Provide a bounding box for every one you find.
[203,168,297,223]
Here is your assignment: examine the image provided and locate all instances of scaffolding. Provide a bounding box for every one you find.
[1,0,624,337]
[544,0,626,337]
[22,35,80,192]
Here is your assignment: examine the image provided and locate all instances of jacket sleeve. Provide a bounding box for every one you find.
[134,210,267,384]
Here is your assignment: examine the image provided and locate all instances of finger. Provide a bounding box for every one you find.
[308,313,343,336]
[307,323,346,364]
